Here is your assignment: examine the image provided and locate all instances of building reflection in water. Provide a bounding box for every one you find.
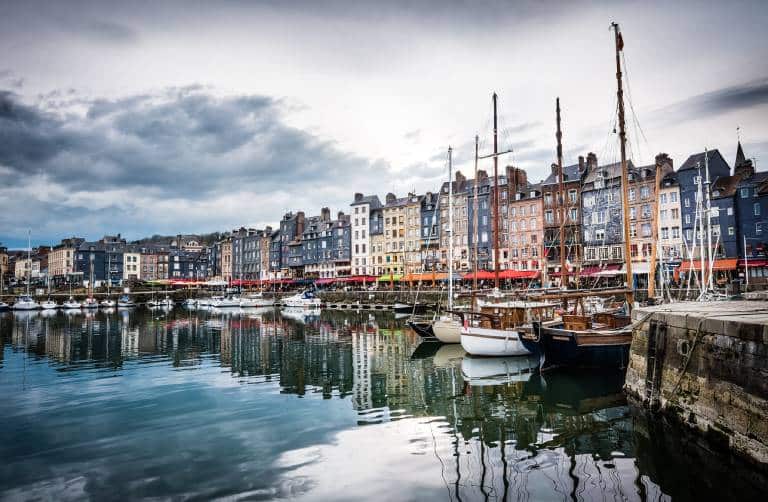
[3,308,765,501]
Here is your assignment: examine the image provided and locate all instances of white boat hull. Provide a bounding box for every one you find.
[63,302,82,309]
[12,301,40,311]
[239,298,274,307]
[41,301,59,310]
[460,326,532,357]
[432,318,461,344]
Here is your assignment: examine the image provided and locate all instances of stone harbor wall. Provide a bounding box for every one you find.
[626,301,768,468]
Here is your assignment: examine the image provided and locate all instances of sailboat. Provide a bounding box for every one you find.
[41,274,58,310]
[458,94,558,356]
[100,254,116,307]
[12,231,40,311]
[520,23,639,371]
[63,276,82,309]
[433,147,463,343]
[83,254,99,309]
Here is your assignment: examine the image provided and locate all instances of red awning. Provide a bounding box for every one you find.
[315,278,336,285]
[679,258,738,272]
[739,259,768,267]
[462,270,497,280]
[498,270,540,279]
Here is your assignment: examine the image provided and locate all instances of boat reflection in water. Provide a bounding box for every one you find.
[1,309,765,501]
[460,354,539,386]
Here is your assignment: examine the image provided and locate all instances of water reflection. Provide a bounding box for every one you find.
[1,309,764,500]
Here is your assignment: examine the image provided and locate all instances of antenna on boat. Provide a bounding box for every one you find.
[611,21,634,310]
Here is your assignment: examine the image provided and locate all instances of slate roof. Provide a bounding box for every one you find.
[542,163,581,186]
[582,160,635,184]
[678,149,728,171]
[351,195,382,208]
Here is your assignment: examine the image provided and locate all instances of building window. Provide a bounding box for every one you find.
[728,226,735,236]
[685,214,691,225]
[757,223,763,235]
[741,188,750,198]
[755,203,761,216]
[684,198,690,208]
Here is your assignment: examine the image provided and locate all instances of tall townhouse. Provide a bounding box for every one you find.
[139,244,170,281]
[420,192,440,272]
[170,249,208,279]
[467,170,494,270]
[350,194,381,276]
[498,166,529,270]
[678,150,732,261]
[280,211,305,278]
[382,193,408,276]
[507,182,543,271]
[438,171,469,271]
[404,193,423,274]
[302,208,352,279]
[0,245,8,282]
[627,163,659,275]
[122,246,141,282]
[232,227,260,280]
[542,154,588,278]
[49,237,83,283]
[657,162,684,265]
[257,227,272,280]
[75,235,127,286]
[581,160,628,268]
[369,206,386,276]
[221,238,233,282]
[734,143,768,282]
[268,229,282,279]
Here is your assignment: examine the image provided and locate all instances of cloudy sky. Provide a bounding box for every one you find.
[2,0,767,248]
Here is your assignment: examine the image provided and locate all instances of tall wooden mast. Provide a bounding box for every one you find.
[648,155,663,299]
[556,97,567,289]
[612,22,634,308]
[492,93,500,289]
[473,135,479,292]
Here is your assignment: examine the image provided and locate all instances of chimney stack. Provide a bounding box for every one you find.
[586,152,598,173]
[578,155,585,173]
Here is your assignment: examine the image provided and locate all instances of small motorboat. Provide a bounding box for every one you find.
[117,295,135,308]
[282,290,321,308]
[100,298,116,308]
[0,300,9,311]
[183,298,198,308]
[12,295,40,311]
[82,297,99,309]
[63,297,82,309]
[40,299,59,310]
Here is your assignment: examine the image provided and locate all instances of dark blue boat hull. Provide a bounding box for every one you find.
[526,323,630,371]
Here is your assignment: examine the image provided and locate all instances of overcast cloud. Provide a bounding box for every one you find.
[1,0,768,247]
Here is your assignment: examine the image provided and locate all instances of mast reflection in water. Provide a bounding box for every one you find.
[0,309,764,500]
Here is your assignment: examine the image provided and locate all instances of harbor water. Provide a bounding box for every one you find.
[0,308,765,501]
